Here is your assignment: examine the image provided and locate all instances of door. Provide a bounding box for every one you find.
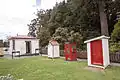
[64,44,70,60]
[91,40,103,65]
[26,41,31,54]
[12,40,15,50]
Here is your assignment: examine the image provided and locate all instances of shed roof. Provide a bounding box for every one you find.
[8,35,37,40]
[84,35,110,43]
[49,40,59,46]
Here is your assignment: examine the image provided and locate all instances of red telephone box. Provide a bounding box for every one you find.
[64,42,77,61]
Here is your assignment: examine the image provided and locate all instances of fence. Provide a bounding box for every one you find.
[77,51,87,59]
[36,49,120,63]
[76,51,120,63]
[110,53,120,63]
[41,48,47,54]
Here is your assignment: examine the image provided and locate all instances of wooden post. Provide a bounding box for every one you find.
[12,52,13,59]
[35,49,36,56]
[19,51,20,57]
[40,48,42,56]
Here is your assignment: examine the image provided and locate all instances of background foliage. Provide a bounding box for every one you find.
[28,0,120,51]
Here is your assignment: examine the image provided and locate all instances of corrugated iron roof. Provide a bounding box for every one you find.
[49,40,59,46]
[8,35,37,40]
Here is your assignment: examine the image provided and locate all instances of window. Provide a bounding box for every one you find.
[12,40,15,50]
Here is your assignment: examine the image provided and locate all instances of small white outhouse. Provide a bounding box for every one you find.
[84,35,110,69]
[48,40,60,58]
[8,35,39,56]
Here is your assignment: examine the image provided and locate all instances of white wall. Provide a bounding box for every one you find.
[87,42,91,66]
[48,44,60,58]
[48,44,53,57]
[53,46,60,57]
[9,39,39,55]
[102,39,110,67]
[9,40,13,55]
[31,39,39,54]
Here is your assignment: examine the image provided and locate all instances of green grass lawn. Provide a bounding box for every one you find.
[0,56,120,80]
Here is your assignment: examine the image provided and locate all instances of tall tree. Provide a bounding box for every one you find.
[28,0,120,50]
[82,0,120,36]
[27,19,37,37]
[99,0,109,36]
[36,9,52,47]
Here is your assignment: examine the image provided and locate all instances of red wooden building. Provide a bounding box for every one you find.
[64,42,77,61]
[84,35,110,69]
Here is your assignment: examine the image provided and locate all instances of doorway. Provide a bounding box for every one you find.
[25,41,31,54]
[91,40,103,66]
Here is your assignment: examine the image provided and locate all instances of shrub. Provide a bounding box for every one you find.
[111,20,120,42]
[110,42,120,53]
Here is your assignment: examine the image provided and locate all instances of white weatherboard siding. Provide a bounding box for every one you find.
[9,40,13,55]
[87,42,91,66]
[102,39,110,68]
[48,44,60,58]
[9,39,39,55]
[48,44,53,58]
[53,46,60,57]
[31,40,39,54]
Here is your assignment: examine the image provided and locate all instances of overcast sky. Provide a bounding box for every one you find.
[0,0,63,39]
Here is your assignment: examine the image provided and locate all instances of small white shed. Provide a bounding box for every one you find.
[48,40,60,58]
[84,35,110,69]
[8,35,39,56]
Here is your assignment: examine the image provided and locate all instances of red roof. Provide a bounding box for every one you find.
[8,35,37,40]
[49,40,59,46]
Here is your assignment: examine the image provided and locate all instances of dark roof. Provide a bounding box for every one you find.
[49,40,59,46]
[8,35,37,40]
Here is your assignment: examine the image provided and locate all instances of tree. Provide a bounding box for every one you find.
[37,27,50,47]
[80,0,120,36]
[52,27,83,49]
[111,20,120,41]
[36,9,52,47]
[28,0,120,50]
[99,0,109,36]
[27,19,37,37]
[48,1,69,36]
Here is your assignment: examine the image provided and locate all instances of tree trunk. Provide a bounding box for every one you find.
[99,1,109,36]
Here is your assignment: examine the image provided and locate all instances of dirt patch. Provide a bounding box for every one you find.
[41,58,54,60]
[84,66,105,73]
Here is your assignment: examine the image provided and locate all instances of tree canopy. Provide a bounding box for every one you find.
[28,0,120,50]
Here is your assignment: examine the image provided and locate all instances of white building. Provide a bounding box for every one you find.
[48,40,60,58]
[8,35,39,56]
[84,35,110,69]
